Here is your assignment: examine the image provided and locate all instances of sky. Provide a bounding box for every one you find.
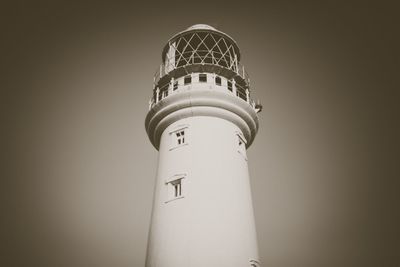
[2,1,399,267]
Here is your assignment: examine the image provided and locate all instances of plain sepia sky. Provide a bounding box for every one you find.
[3,1,398,267]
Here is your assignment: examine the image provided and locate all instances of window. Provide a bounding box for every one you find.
[249,259,260,267]
[237,89,247,101]
[173,81,178,91]
[170,125,188,150]
[237,133,247,159]
[157,87,162,101]
[199,73,207,82]
[165,175,186,203]
[215,76,221,86]
[184,75,192,85]
[227,80,232,91]
[176,130,185,145]
[172,179,182,197]
[238,135,245,147]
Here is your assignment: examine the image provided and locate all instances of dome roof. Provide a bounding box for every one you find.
[186,24,216,31]
[161,24,241,62]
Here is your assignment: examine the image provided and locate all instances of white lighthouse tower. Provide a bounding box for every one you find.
[145,24,262,267]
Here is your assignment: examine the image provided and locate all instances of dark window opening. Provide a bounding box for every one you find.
[199,73,207,82]
[237,89,247,101]
[166,178,183,201]
[157,87,162,101]
[173,181,182,197]
[237,134,247,158]
[215,76,221,86]
[227,80,232,91]
[249,260,260,267]
[238,134,246,149]
[173,81,178,90]
[184,75,191,85]
[176,130,185,145]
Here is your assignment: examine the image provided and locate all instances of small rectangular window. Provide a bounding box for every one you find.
[237,90,247,101]
[173,180,182,197]
[199,73,207,82]
[215,76,221,86]
[184,75,192,85]
[176,130,185,145]
[227,80,232,91]
[170,126,189,150]
[249,259,260,267]
[173,81,178,90]
[237,133,247,159]
[157,88,162,101]
[165,175,186,203]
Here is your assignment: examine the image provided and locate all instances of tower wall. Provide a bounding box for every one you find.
[145,24,261,267]
[146,116,259,267]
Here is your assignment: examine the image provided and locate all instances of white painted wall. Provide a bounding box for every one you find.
[146,116,259,267]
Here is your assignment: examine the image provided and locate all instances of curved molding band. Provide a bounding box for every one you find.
[145,89,259,150]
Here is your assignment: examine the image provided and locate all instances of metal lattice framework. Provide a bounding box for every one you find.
[154,30,250,89]
[164,31,240,72]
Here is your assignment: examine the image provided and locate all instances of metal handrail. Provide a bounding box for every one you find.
[153,54,250,87]
[155,75,249,94]
[148,79,256,111]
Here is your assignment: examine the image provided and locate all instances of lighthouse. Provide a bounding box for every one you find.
[145,24,262,267]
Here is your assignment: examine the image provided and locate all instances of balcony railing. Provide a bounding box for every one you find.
[153,54,250,88]
[148,77,258,112]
